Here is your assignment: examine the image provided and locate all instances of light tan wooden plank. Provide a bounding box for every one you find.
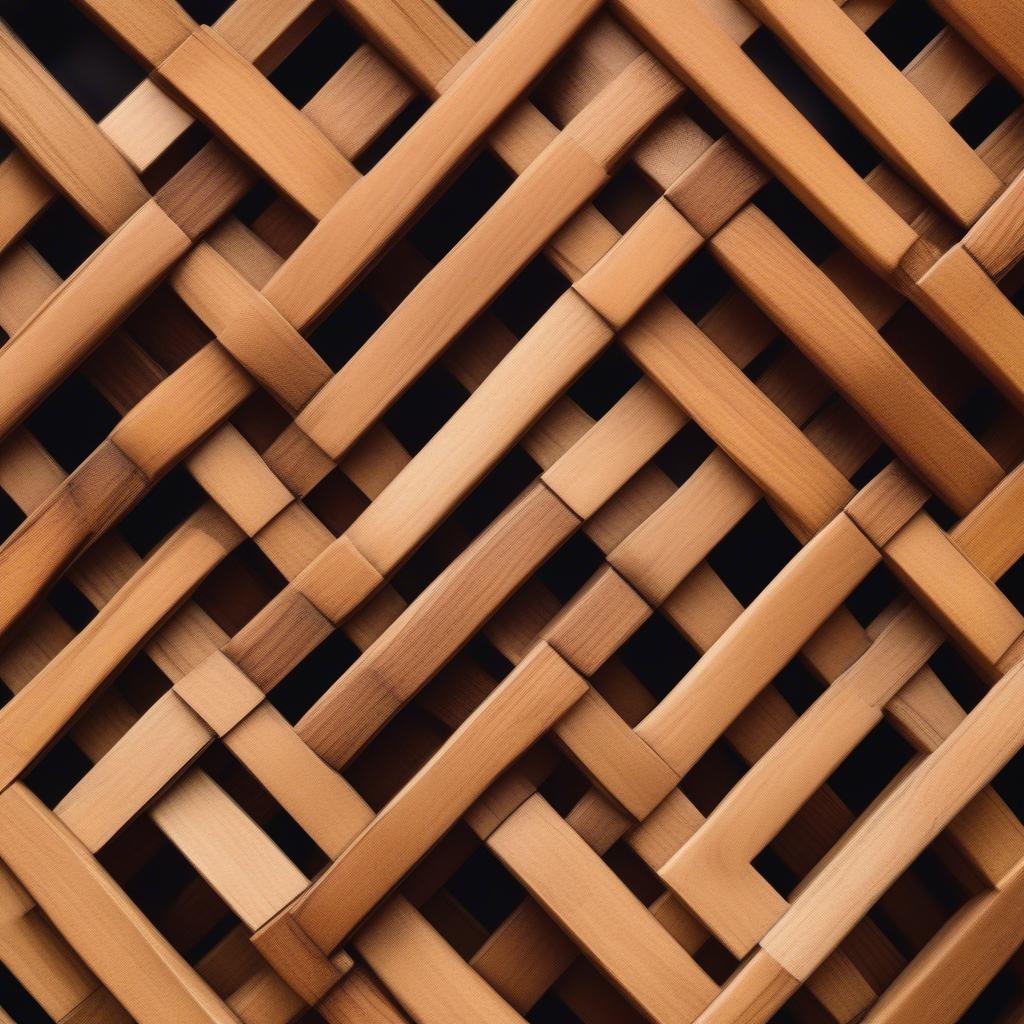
[155,27,358,220]
[489,794,718,1024]
[0,784,239,1024]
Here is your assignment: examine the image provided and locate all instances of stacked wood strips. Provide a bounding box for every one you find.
[4,0,1024,1020]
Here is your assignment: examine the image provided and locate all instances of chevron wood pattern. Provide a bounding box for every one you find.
[2,0,1024,1022]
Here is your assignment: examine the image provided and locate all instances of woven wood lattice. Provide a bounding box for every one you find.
[3,0,1024,1021]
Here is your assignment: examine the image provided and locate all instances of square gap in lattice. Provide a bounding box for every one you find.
[268,12,362,112]
[752,178,840,267]
[866,0,946,72]
[844,562,905,631]
[200,740,328,877]
[439,0,519,42]
[663,244,738,325]
[567,346,644,425]
[0,484,24,548]
[24,195,104,279]
[706,499,801,607]
[591,162,663,234]
[125,283,216,373]
[119,465,208,557]
[346,701,449,810]
[23,371,118,475]
[178,0,232,24]
[927,641,992,718]
[651,418,718,489]
[617,610,701,705]
[408,150,516,263]
[270,628,362,728]
[952,76,1023,150]
[442,841,527,936]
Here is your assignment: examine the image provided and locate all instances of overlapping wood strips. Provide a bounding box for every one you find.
[2,0,1024,1020]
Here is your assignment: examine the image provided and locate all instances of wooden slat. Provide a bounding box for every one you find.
[0,22,150,231]
[489,794,718,1024]
[3,1,1024,1021]
[0,199,190,441]
[0,784,239,1024]
[155,27,359,220]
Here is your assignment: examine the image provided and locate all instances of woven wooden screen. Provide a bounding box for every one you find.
[3,0,1024,1021]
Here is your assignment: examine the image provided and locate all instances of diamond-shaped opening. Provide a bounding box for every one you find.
[490,254,570,336]
[354,94,430,175]
[538,756,592,818]
[844,562,903,631]
[826,718,916,818]
[926,641,990,717]
[126,283,214,374]
[440,0,518,41]
[707,499,801,607]
[24,195,103,279]
[230,389,294,454]
[618,610,701,704]
[952,76,1022,150]
[526,991,585,1024]
[682,736,748,819]
[24,730,95,810]
[592,163,662,234]
[305,282,392,371]
[663,243,736,324]
[409,151,512,263]
[269,13,363,110]
[0,956,51,1022]
[193,539,289,637]
[304,466,370,535]
[179,0,233,24]
[0,483,24,546]
[346,702,448,809]
[535,530,605,605]
[269,627,361,726]
[24,372,118,473]
[119,464,207,557]
[445,843,526,932]
[651,418,717,489]
[753,178,840,266]
[866,0,945,71]
[882,302,995,437]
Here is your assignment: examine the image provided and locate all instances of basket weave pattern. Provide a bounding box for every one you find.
[2,0,1024,1021]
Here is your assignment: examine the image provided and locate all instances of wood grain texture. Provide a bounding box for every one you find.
[3,0,1024,1021]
